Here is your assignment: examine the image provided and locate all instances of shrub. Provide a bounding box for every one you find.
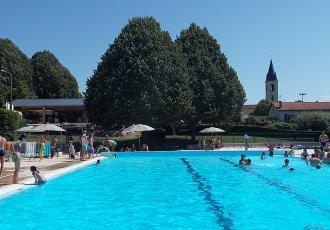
[292,112,330,131]
[0,108,25,140]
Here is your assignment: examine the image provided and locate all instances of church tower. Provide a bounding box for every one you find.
[265,60,278,102]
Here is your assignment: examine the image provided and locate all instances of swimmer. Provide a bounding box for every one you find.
[30,166,47,184]
[269,145,274,157]
[246,159,252,165]
[282,159,289,167]
[96,159,101,165]
[289,168,295,172]
[284,151,288,157]
[239,155,247,165]
[261,152,266,160]
[309,154,323,169]
[113,154,117,158]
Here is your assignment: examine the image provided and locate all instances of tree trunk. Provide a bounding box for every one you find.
[171,126,176,135]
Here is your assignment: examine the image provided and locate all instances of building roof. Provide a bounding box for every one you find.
[272,101,330,111]
[243,104,257,115]
[266,60,277,81]
[13,99,84,107]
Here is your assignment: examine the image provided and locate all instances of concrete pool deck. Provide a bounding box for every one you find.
[0,155,105,199]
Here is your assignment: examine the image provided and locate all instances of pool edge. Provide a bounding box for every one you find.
[0,156,106,200]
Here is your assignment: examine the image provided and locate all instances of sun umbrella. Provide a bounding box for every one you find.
[123,124,155,132]
[199,127,226,134]
[16,125,43,133]
[123,124,155,150]
[34,124,66,132]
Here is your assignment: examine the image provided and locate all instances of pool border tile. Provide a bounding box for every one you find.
[0,156,106,200]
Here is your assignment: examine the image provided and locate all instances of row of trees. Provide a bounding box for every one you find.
[246,99,330,131]
[0,38,80,103]
[84,17,246,139]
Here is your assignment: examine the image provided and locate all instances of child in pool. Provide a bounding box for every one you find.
[30,166,47,184]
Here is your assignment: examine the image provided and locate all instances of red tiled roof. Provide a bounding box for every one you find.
[243,104,257,115]
[272,102,330,111]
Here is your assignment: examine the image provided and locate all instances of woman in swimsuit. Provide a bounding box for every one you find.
[30,166,47,184]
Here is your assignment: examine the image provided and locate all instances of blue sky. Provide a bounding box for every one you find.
[1,0,330,104]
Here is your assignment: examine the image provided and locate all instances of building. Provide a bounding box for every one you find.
[12,99,85,124]
[265,60,278,103]
[269,101,330,121]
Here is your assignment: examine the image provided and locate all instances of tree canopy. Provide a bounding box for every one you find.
[252,99,271,116]
[0,108,25,140]
[84,17,192,129]
[31,50,80,98]
[0,38,36,104]
[175,24,245,136]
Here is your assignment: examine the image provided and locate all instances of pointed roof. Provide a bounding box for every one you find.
[266,60,277,81]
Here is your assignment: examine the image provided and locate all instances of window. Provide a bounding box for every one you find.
[271,84,275,91]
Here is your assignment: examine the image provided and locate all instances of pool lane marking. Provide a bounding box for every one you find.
[180,158,233,230]
[218,157,330,215]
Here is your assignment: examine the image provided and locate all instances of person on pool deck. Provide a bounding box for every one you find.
[239,155,247,165]
[30,166,47,184]
[282,159,290,167]
[261,152,266,160]
[9,139,22,184]
[0,134,7,175]
[80,130,88,161]
[309,154,323,169]
[319,131,329,148]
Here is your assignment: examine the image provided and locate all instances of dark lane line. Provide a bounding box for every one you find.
[180,158,233,230]
[219,157,330,215]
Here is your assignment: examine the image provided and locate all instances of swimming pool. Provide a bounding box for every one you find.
[0,150,329,229]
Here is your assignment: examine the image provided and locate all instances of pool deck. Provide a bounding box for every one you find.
[0,155,104,199]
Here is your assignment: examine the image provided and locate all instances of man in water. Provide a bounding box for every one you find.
[309,154,323,169]
[319,131,329,148]
[282,159,290,167]
[239,155,247,165]
[0,134,7,175]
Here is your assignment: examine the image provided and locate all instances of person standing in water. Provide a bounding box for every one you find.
[261,152,266,160]
[0,134,7,175]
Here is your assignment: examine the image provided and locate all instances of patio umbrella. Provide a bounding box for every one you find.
[123,124,155,149]
[199,127,226,135]
[16,125,44,133]
[34,124,66,132]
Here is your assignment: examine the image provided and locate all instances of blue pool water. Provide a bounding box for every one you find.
[0,150,329,230]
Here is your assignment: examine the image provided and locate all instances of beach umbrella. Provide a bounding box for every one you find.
[16,125,43,133]
[199,127,226,135]
[123,124,155,149]
[34,124,66,132]
[199,127,226,147]
[123,124,155,132]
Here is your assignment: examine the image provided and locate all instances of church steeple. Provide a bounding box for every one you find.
[266,60,277,81]
[265,59,279,102]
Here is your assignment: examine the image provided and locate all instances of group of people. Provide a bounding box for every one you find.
[80,130,95,161]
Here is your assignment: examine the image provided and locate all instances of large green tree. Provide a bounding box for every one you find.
[175,24,246,139]
[84,17,192,130]
[252,99,271,116]
[31,50,80,98]
[0,38,36,104]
